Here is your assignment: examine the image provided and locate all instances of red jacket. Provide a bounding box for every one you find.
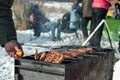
[92,0,110,10]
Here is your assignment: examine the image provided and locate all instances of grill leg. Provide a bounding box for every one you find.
[119,35,120,51]
[15,60,23,80]
[15,74,18,80]
[15,73,23,80]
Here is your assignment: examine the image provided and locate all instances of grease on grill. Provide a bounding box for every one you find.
[34,48,93,64]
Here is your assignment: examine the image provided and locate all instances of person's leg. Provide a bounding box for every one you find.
[89,10,96,46]
[55,22,61,40]
[33,22,40,37]
[50,23,56,41]
[33,25,38,37]
[89,8,107,47]
[81,17,89,39]
[93,8,107,47]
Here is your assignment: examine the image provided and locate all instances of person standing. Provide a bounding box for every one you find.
[0,0,24,58]
[81,0,93,41]
[114,2,120,19]
[89,0,110,47]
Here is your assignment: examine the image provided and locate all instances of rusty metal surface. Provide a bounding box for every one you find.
[15,48,115,80]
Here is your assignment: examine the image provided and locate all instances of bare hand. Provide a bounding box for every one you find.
[4,40,24,58]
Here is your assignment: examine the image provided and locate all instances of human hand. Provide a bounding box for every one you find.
[4,40,24,58]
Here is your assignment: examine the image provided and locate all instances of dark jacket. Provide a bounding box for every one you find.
[82,0,93,17]
[0,0,17,46]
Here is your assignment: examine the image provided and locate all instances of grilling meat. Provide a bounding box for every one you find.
[69,48,93,55]
[52,51,64,63]
[63,53,74,58]
[34,50,39,60]
[35,48,93,64]
[43,51,64,63]
[44,51,56,63]
[39,52,46,61]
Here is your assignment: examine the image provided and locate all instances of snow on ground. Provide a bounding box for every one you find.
[0,50,14,80]
[43,1,72,10]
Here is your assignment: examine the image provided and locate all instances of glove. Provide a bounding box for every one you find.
[4,40,24,58]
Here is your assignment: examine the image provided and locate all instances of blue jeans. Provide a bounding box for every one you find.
[38,22,61,40]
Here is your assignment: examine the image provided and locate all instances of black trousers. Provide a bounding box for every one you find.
[89,8,108,47]
[81,17,92,37]
[33,21,41,37]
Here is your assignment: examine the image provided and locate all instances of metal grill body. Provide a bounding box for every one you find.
[15,48,115,80]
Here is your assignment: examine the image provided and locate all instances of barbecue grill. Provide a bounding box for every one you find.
[15,46,115,80]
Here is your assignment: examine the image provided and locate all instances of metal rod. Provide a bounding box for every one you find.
[104,20,120,59]
[82,19,105,46]
[82,19,120,59]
